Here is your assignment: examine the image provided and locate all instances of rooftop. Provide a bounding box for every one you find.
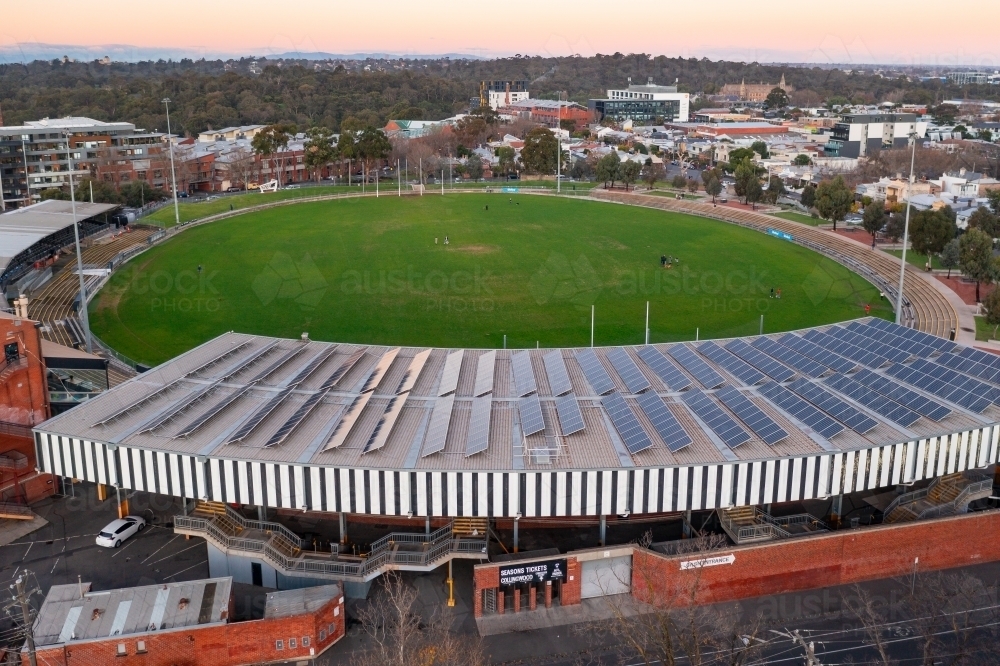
[264,584,342,619]
[0,200,118,275]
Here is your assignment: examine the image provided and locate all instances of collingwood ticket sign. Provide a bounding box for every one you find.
[499,559,567,587]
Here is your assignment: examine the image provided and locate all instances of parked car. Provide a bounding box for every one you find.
[96,516,146,548]
[225,186,242,193]
[177,192,189,198]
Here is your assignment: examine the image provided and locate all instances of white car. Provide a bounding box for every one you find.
[96,516,146,548]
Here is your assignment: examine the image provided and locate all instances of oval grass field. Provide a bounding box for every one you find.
[90,194,892,365]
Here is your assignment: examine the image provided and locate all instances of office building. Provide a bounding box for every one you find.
[824,113,928,158]
[589,78,690,124]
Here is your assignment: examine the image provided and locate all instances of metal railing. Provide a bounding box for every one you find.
[883,483,934,519]
[757,509,829,532]
[919,476,993,520]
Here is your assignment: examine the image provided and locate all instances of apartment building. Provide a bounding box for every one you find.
[589,78,690,124]
[824,113,928,158]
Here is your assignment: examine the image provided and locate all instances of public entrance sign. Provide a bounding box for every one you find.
[499,558,567,587]
[679,554,736,570]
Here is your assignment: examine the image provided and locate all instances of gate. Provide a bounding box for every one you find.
[581,555,632,599]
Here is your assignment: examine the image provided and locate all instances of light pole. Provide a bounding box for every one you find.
[162,98,180,228]
[895,132,918,325]
[64,132,92,353]
[557,94,562,194]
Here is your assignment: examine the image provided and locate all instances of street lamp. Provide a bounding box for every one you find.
[64,132,93,353]
[894,132,919,325]
[162,98,181,228]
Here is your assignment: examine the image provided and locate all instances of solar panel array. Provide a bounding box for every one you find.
[397,349,431,395]
[679,389,751,448]
[422,395,455,457]
[824,374,921,428]
[825,326,912,364]
[846,321,937,358]
[957,345,1000,371]
[438,350,464,396]
[758,381,845,439]
[723,339,796,382]
[324,392,374,451]
[751,337,828,378]
[885,363,992,413]
[554,393,586,436]
[606,347,651,393]
[474,350,497,397]
[776,334,857,374]
[543,351,573,396]
[787,378,879,434]
[696,341,765,386]
[666,344,725,389]
[361,348,401,393]
[602,392,654,454]
[867,317,957,354]
[715,386,788,445]
[801,329,890,369]
[851,368,951,421]
[511,351,538,397]
[365,395,407,453]
[936,352,1000,385]
[896,358,1000,407]
[635,391,692,452]
[466,397,492,456]
[636,346,692,391]
[518,394,546,436]
[576,348,616,395]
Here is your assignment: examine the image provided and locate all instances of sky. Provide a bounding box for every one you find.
[1,0,998,66]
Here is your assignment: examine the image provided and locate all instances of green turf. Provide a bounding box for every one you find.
[884,249,944,271]
[772,211,824,226]
[90,194,891,365]
[974,316,998,342]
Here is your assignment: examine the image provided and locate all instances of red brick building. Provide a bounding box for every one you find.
[27,577,345,666]
[499,99,594,131]
[0,311,49,427]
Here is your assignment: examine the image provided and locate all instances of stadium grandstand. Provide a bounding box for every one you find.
[35,319,998,528]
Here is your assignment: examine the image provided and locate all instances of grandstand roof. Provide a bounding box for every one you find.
[38,319,999,473]
[0,200,117,275]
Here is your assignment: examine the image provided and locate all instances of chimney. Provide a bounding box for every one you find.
[647,76,653,86]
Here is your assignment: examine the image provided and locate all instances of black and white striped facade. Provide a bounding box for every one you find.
[35,426,999,518]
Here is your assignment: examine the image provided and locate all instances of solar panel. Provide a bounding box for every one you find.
[286,346,338,387]
[92,379,184,427]
[364,394,408,453]
[175,385,254,438]
[474,350,497,397]
[362,347,401,393]
[227,387,294,443]
[867,317,957,354]
[846,321,937,359]
[554,393,586,436]
[606,347,651,393]
[679,389,751,448]
[957,345,1000,372]
[575,348,616,395]
[936,352,1000,385]
[757,381,845,439]
[801,329,890,369]
[194,340,254,377]
[465,397,493,456]
[216,341,281,383]
[884,363,992,413]
[851,368,951,421]
[666,344,725,389]
[635,346,692,391]
[518,394,546,436]
[135,384,219,435]
[245,346,308,384]
[321,392,374,450]
[787,377,878,434]
[542,350,574,396]
[602,392,654,454]
[825,326,911,364]
[635,391,692,452]
[911,359,1000,404]
[723,338,797,382]
[422,395,455,457]
[511,351,538,397]
[750,337,829,378]
[776,334,858,374]
[696,341,766,386]
[823,373,920,428]
[715,385,788,445]
[397,349,432,395]
[438,350,464,396]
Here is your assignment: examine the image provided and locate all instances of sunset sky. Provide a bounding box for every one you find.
[2,0,997,65]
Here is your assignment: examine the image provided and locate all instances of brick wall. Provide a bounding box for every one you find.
[28,596,345,666]
[0,316,48,426]
[474,556,582,618]
[631,511,1000,609]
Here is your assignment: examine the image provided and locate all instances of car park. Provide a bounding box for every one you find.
[96,516,146,548]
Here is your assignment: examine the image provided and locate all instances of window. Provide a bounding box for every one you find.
[319,630,326,642]
[302,637,310,647]
[328,623,334,635]
[136,641,146,654]
[116,643,127,656]
[289,638,297,649]
[275,640,284,651]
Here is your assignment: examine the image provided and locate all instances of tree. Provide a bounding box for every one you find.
[641,162,664,189]
[745,177,763,210]
[685,178,699,193]
[726,147,756,173]
[464,156,484,181]
[119,181,166,208]
[303,126,336,183]
[941,237,961,278]
[765,87,789,109]
[968,206,1000,238]
[792,154,812,166]
[355,126,392,183]
[621,160,641,190]
[733,158,758,204]
[763,175,785,203]
[251,123,296,186]
[705,176,722,203]
[815,176,853,230]
[596,152,621,189]
[336,130,357,182]
[986,189,1000,215]
[496,146,517,177]
[701,166,723,187]
[909,209,957,269]
[862,202,886,243]
[750,140,770,159]
[227,144,258,189]
[959,227,994,302]
[884,212,906,243]
[455,115,490,149]
[520,126,558,175]
[671,174,687,189]
[800,183,817,209]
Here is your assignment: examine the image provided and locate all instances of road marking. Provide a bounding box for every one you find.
[110,540,137,558]
[142,535,180,564]
[22,542,31,558]
[166,559,208,579]
[50,558,59,574]
[145,542,203,566]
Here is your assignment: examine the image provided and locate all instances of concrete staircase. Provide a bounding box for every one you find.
[883,472,993,524]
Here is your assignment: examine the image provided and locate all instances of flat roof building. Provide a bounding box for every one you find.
[589,78,690,124]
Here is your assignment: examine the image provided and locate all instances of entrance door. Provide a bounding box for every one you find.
[581,556,632,599]
[251,562,263,587]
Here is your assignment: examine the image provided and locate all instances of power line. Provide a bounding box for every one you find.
[4,571,40,666]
